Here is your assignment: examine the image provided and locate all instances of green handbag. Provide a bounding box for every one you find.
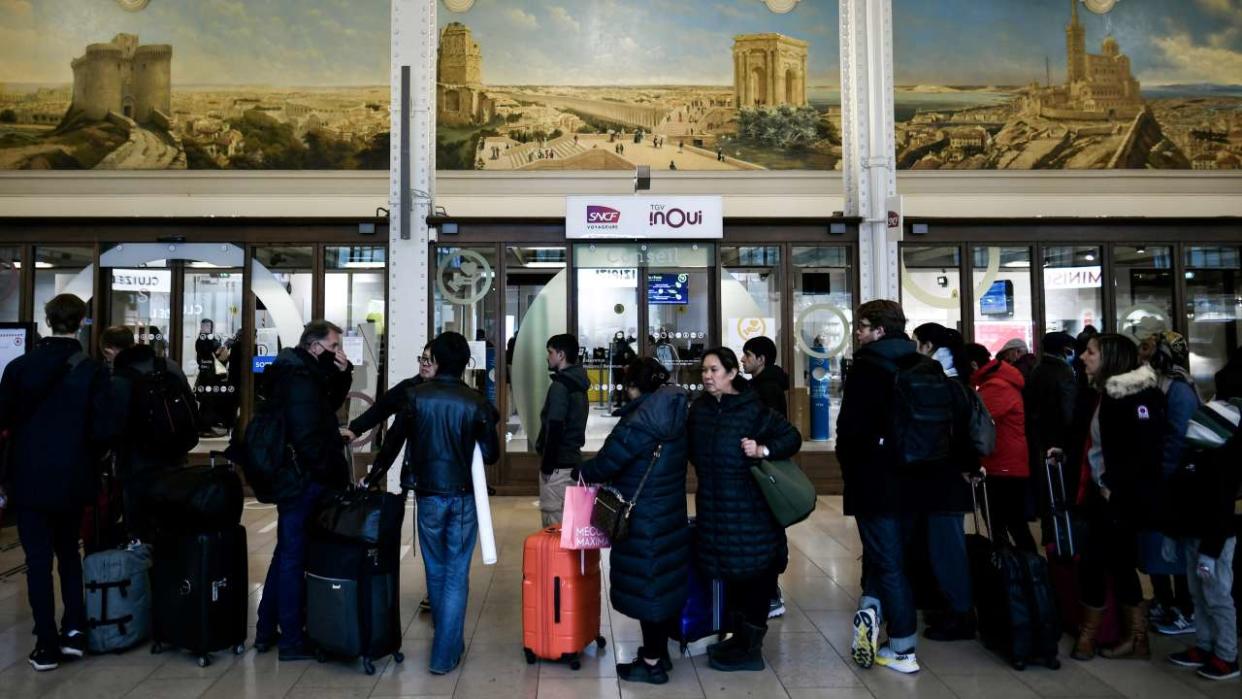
[749,459,817,528]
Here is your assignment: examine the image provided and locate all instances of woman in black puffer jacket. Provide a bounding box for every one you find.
[580,358,690,685]
[688,347,802,673]
[1072,333,1166,662]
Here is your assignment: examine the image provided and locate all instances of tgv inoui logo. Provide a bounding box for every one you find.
[586,205,621,224]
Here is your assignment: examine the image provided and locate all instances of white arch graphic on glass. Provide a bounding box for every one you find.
[61,243,305,348]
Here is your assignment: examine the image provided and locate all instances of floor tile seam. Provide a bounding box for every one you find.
[114,661,166,699]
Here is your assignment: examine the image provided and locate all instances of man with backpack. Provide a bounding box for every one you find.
[253,320,353,661]
[837,300,925,675]
[101,325,198,542]
[535,333,589,526]
[0,294,113,671]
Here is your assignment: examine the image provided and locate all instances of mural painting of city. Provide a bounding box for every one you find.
[892,0,1242,170]
[436,0,842,171]
[0,1,389,170]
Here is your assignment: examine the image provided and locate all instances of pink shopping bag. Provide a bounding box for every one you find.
[560,484,610,550]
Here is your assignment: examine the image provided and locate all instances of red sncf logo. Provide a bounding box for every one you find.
[586,205,621,224]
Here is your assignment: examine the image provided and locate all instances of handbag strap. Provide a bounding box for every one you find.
[627,442,663,509]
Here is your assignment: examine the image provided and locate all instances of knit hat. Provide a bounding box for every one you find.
[999,338,1028,355]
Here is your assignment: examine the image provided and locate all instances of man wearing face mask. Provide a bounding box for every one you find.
[254,320,353,660]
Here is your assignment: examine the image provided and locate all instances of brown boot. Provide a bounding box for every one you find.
[1100,604,1150,660]
[1071,605,1105,661]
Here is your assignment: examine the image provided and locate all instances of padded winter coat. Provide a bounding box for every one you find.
[688,388,802,581]
[972,359,1029,478]
[1097,365,1167,528]
[580,385,690,622]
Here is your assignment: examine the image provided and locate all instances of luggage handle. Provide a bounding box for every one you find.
[553,576,561,624]
[970,476,994,543]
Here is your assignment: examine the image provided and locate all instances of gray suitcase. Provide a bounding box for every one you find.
[84,543,153,654]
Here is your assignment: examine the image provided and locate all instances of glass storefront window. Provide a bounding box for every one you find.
[971,246,1034,357]
[255,246,313,357]
[575,243,638,451]
[722,245,782,372]
[902,246,962,333]
[324,245,386,461]
[1185,245,1240,397]
[792,246,852,453]
[434,246,498,404]
[504,246,567,454]
[0,247,20,322]
[1043,245,1103,337]
[645,243,712,396]
[34,246,93,343]
[1114,246,1174,341]
[182,262,244,443]
[106,257,171,357]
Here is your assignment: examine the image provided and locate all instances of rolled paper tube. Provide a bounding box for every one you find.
[472,444,498,565]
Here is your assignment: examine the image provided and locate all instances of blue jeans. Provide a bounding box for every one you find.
[257,481,323,650]
[857,515,917,651]
[927,514,972,615]
[418,494,478,673]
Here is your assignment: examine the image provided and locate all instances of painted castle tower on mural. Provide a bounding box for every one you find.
[436,22,493,126]
[68,33,172,125]
[1019,0,1143,120]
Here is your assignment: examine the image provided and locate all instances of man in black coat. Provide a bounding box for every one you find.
[406,332,499,675]
[101,325,196,542]
[254,320,353,661]
[836,299,923,675]
[535,333,589,526]
[0,294,112,671]
[742,335,788,418]
[1024,331,1077,481]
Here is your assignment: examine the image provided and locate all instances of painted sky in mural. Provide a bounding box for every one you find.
[435,0,842,172]
[0,0,389,169]
[891,0,1242,170]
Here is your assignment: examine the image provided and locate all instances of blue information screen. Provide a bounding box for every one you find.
[979,280,1014,317]
[648,273,689,305]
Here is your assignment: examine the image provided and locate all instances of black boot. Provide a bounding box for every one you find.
[706,613,746,659]
[708,622,766,672]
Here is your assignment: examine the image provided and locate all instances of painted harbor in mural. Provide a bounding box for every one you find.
[435,0,842,171]
[0,0,389,169]
[891,0,1242,170]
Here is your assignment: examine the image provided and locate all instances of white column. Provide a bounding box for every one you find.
[840,0,898,302]
[388,0,436,493]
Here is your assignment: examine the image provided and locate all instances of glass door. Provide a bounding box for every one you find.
[574,243,639,450]
[504,245,567,455]
[644,243,713,397]
[102,258,172,358]
[182,262,244,444]
[970,246,1035,358]
[1184,245,1240,397]
[791,246,853,451]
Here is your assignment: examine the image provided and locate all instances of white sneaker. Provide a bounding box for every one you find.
[876,645,920,674]
[851,608,879,668]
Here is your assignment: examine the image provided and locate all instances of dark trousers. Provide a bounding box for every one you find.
[639,619,675,659]
[725,572,779,630]
[1151,574,1193,615]
[987,477,1037,552]
[1079,494,1142,608]
[256,482,323,650]
[17,508,86,648]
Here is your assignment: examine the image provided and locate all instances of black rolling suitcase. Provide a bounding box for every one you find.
[1043,453,1077,560]
[306,487,406,675]
[150,525,248,667]
[969,481,1061,671]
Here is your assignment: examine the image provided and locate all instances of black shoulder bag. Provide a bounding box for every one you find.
[590,443,662,543]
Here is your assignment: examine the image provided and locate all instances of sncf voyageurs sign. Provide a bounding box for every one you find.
[567,196,722,239]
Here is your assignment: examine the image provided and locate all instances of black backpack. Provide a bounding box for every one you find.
[124,359,199,457]
[862,352,962,467]
[226,389,303,505]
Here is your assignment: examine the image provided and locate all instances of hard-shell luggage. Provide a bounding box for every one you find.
[145,452,243,535]
[521,526,606,670]
[305,489,406,675]
[675,565,726,655]
[1047,548,1121,646]
[84,543,152,654]
[150,525,248,667]
[969,481,1061,671]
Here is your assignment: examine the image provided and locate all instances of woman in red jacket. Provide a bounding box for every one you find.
[965,344,1036,552]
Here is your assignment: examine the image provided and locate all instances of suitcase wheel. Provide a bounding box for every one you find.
[1011,658,1026,672]
[197,655,211,668]
[362,658,376,676]
[570,659,581,671]
[233,644,246,656]
[393,651,405,663]
[1044,656,1061,670]
[316,649,328,663]
[150,642,165,655]
[595,636,606,649]
[523,648,536,665]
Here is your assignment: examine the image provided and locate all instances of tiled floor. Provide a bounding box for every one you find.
[0,496,1235,698]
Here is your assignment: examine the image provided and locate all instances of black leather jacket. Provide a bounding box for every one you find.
[406,375,500,496]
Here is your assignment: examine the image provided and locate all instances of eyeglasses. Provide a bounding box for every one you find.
[418,356,433,366]
[856,321,873,331]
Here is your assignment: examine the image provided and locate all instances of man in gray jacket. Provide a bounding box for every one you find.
[536,333,589,526]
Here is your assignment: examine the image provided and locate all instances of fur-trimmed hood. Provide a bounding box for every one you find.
[1104,364,1159,399]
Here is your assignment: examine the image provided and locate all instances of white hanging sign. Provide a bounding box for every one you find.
[566,196,723,240]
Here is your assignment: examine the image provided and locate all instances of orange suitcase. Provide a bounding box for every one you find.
[521,526,606,670]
